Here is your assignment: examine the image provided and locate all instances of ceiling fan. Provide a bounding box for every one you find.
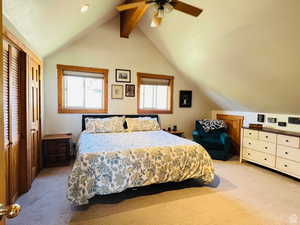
[116,0,203,28]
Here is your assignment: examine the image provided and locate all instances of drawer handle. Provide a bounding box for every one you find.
[248,142,251,145]
[284,164,288,167]
[247,153,251,156]
[264,146,268,150]
[265,136,268,138]
[286,140,289,142]
[285,152,288,155]
[264,158,267,161]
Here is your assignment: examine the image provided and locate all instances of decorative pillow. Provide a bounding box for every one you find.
[197,119,227,133]
[126,118,160,132]
[85,116,125,133]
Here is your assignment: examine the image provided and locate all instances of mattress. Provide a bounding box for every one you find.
[67,130,214,205]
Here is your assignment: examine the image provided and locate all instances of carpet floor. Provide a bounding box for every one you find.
[7,159,300,225]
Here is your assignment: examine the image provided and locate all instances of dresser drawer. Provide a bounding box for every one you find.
[277,145,300,162]
[259,131,277,143]
[277,135,300,148]
[243,138,259,150]
[258,141,276,155]
[243,148,275,168]
[244,129,259,139]
[276,157,300,178]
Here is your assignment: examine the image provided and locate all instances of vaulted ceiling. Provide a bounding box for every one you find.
[4,0,300,113]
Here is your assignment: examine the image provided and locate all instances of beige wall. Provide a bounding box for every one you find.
[212,110,300,133]
[44,18,214,140]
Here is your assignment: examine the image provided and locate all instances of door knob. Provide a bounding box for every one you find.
[0,203,21,219]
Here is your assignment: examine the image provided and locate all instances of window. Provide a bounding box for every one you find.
[57,64,108,113]
[137,73,174,114]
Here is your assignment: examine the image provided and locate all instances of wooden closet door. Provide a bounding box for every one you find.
[2,40,21,203]
[29,57,40,180]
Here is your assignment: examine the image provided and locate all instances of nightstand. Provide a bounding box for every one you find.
[42,133,72,168]
[166,130,184,137]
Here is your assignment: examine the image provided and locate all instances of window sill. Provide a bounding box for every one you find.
[58,108,108,114]
[137,109,173,114]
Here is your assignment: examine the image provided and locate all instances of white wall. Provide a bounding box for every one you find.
[44,18,214,140]
[212,110,300,133]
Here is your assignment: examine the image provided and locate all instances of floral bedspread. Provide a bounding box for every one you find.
[67,130,214,205]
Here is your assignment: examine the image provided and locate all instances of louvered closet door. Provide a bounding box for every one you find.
[2,40,21,203]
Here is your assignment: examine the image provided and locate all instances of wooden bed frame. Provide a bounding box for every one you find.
[81,114,160,131]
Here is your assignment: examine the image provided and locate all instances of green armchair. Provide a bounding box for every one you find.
[192,120,232,160]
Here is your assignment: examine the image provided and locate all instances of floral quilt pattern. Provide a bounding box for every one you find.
[67,131,214,205]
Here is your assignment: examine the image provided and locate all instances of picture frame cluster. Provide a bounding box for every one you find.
[111,69,135,99]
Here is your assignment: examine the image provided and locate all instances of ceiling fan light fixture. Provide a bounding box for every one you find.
[80,4,89,13]
[157,8,164,18]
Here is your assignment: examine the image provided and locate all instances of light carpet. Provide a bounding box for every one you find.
[8,159,300,225]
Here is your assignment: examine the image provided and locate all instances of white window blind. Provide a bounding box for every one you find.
[139,77,170,110]
[63,70,104,109]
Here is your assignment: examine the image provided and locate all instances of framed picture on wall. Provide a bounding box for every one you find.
[125,84,135,97]
[179,90,192,108]
[111,85,123,99]
[115,69,131,83]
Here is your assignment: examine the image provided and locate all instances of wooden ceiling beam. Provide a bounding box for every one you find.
[120,0,149,38]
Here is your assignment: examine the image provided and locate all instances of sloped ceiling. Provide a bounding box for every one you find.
[138,0,300,113]
[4,0,300,113]
[3,0,123,57]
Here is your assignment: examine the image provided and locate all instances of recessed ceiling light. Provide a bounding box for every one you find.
[81,4,89,13]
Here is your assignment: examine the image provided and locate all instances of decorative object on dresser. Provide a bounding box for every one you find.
[125,84,135,97]
[42,133,72,168]
[241,127,300,179]
[257,114,265,123]
[249,124,263,129]
[111,84,124,99]
[179,90,192,108]
[115,69,131,83]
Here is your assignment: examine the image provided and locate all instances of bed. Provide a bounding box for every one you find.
[67,115,214,205]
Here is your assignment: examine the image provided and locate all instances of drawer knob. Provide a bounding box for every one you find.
[285,152,288,155]
[265,147,268,150]
[247,153,251,156]
[284,164,288,167]
[286,140,289,142]
[248,142,251,145]
[264,158,267,161]
[266,136,268,138]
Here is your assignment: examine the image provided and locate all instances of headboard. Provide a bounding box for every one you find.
[82,114,160,131]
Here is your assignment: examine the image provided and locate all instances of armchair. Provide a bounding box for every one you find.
[192,120,232,160]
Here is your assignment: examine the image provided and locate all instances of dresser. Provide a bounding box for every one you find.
[42,133,72,168]
[240,127,300,179]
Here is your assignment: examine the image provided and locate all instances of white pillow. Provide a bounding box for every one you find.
[85,116,125,133]
[126,117,160,132]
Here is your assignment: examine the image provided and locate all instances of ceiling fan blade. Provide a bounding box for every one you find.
[170,0,203,17]
[116,2,146,12]
[150,14,162,27]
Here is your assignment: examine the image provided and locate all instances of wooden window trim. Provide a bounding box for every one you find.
[137,72,174,114]
[57,64,108,114]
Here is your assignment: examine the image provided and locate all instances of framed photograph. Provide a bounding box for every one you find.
[111,85,123,99]
[115,69,131,83]
[125,84,135,97]
[179,90,192,108]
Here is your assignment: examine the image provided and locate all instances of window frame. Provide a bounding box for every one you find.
[57,64,108,114]
[137,72,174,114]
